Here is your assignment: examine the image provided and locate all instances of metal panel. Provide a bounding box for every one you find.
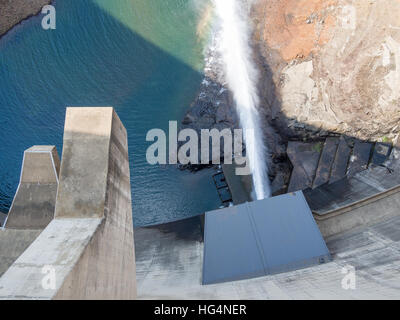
[203,205,265,285]
[203,191,331,285]
[250,193,330,274]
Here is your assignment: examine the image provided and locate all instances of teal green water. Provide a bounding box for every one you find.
[0,0,220,226]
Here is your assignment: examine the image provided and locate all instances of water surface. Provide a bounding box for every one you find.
[0,0,220,226]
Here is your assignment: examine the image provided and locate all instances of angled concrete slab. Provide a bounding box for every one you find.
[5,145,60,230]
[330,136,351,183]
[313,137,339,188]
[287,142,321,192]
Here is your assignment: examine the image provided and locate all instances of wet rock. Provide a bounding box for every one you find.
[347,142,373,176]
[271,171,287,196]
[180,19,291,181]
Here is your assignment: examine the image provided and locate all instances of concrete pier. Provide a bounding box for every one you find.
[5,146,60,230]
[0,107,137,300]
[0,145,60,277]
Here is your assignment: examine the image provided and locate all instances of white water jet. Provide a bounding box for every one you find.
[213,0,270,200]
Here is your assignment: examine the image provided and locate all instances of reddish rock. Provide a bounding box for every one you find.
[252,0,400,142]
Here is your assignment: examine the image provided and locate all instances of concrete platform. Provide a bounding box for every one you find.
[287,141,321,192]
[134,214,400,299]
[0,146,60,278]
[313,137,339,188]
[330,136,352,183]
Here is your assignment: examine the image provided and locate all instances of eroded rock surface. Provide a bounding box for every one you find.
[252,0,400,142]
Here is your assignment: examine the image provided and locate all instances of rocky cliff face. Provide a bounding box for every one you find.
[252,0,400,143]
[0,0,52,37]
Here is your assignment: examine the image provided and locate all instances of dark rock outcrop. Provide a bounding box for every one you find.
[0,0,52,37]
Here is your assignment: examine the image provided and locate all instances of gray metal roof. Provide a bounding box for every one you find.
[203,191,331,285]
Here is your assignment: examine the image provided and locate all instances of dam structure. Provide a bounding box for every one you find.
[0,107,136,299]
[0,107,399,299]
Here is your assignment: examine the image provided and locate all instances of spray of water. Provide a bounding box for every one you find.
[213,0,270,200]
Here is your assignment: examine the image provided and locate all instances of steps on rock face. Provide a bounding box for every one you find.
[312,138,339,189]
[287,137,392,193]
[347,141,373,177]
[287,142,321,192]
[330,137,352,184]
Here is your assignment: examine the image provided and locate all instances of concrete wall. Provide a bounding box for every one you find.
[316,187,400,238]
[5,146,60,230]
[0,107,137,300]
[54,107,137,300]
[135,215,400,299]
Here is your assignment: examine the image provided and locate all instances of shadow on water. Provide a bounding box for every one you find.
[0,0,221,225]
